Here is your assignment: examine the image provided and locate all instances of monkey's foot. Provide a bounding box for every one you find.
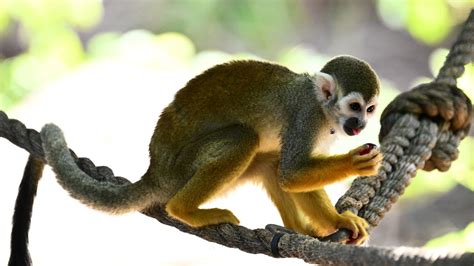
[167,207,240,228]
[335,211,369,245]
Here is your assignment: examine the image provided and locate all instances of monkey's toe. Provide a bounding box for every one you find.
[337,211,369,245]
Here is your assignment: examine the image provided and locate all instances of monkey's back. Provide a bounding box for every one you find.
[146,60,316,197]
[174,60,311,127]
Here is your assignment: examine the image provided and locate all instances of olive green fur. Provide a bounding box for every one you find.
[321,56,380,101]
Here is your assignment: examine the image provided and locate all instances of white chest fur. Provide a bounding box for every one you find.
[257,128,281,153]
[257,124,341,156]
[311,128,340,156]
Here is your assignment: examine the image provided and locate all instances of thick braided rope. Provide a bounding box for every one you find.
[0,112,128,185]
[2,115,473,265]
[436,10,474,87]
[334,10,474,235]
[337,115,438,226]
[429,9,474,171]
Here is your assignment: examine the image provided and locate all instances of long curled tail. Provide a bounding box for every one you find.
[9,156,44,266]
[40,123,158,214]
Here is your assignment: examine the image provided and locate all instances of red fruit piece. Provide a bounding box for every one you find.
[359,143,377,155]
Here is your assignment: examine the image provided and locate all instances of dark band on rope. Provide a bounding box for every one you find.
[270,232,284,258]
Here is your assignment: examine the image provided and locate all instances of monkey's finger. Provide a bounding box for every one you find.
[339,212,362,240]
[351,144,379,155]
[345,220,368,245]
[349,221,359,240]
[353,149,381,163]
[355,165,382,176]
[353,231,368,245]
[355,153,383,168]
[349,145,368,155]
[354,220,369,244]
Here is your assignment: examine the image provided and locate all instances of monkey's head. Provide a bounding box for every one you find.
[314,55,380,136]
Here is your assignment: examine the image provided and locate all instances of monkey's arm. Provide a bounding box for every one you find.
[277,108,374,243]
[279,109,382,193]
[280,148,381,193]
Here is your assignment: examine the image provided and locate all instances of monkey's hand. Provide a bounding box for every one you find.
[348,144,383,176]
[336,211,369,245]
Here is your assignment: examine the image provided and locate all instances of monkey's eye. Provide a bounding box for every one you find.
[349,103,361,112]
[367,105,375,113]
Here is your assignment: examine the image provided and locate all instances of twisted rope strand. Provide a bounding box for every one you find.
[333,10,474,242]
[2,110,473,265]
[436,10,474,86]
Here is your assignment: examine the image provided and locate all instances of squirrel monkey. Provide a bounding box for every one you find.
[13,56,382,259]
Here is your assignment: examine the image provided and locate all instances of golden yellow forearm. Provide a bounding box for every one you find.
[280,154,354,193]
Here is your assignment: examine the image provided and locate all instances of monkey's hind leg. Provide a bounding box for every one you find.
[259,165,309,234]
[291,190,369,244]
[166,125,258,227]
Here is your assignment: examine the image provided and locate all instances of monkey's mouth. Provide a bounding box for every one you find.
[343,125,362,136]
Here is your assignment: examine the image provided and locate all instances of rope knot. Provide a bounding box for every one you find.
[379,82,472,171]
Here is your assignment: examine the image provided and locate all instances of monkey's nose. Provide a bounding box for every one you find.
[344,118,365,136]
[346,117,364,129]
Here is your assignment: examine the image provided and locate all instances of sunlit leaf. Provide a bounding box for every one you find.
[66,0,103,29]
[28,27,85,66]
[8,0,63,31]
[406,0,452,45]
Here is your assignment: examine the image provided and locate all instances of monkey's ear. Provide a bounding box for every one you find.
[314,72,336,102]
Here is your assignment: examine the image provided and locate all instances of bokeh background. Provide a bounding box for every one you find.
[0,0,473,265]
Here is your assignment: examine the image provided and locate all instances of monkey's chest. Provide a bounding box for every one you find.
[257,129,281,153]
[311,132,339,156]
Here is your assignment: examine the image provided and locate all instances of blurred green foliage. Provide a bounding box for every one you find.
[377,0,474,45]
[0,0,102,109]
[156,0,300,55]
[88,30,196,69]
[1,0,473,109]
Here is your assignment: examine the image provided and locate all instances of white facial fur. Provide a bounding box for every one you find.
[339,92,377,118]
[312,72,378,136]
[335,91,377,135]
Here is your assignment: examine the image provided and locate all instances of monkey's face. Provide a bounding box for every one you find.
[312,68,379,137]
[336,92,378,136]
